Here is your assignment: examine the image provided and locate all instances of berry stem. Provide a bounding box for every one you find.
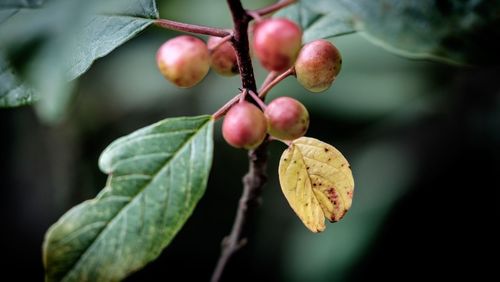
[239,89,248,103]
[212,94,241,120]
[212,70,285,120]
[259,66,295,99]
[208,34,234,52]
[251,0,297,17]
[269,136,292,146]
[248,90,267,110]
[260,71,280,91]
[155,19,231,37]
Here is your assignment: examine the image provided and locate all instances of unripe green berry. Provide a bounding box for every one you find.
[222,102,267,149]
[265,97,309,140]
[252,18,302,72]
[156,35,210,88]
[207,36,239,76]
[295,39,342,93]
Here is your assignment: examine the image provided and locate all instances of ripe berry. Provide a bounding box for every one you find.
[156,35,210,88]
[294,39,342,93]
[222,102,267,149]
[265,97,309,140]
[252,18,302,72]
[207,36,238,76]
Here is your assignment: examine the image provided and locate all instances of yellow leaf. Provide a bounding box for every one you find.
[278,137,354,232]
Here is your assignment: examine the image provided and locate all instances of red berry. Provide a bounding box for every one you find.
[295,39,342,92]
[222,102,267,149]
[252,18,302,72]
[207,36,238,76]
[156,35,210,88]
[265,97,309,140]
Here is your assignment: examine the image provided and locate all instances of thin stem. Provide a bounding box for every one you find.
[248,90,267,110]
[211,141,269,282]
[155,19,231,37]
[208,34,234,52]
[251,0,297,17]
[247,11,263,22]
[212,94,241,120]
[211,70,284,120]
[268,136,292,146]
[239,89,248,103]
[259,67,295,99]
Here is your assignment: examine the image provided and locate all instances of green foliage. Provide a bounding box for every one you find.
[279,0,500,65]
[2,0,498,112]
[0,0,158,118]
[1,0,497,280]
[0,0,44,23]
[0,52,37,107]
[43,115,214,282]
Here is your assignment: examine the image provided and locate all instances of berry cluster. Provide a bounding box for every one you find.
[156,18,342,149]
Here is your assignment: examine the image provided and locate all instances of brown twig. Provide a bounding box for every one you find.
[258,66,295,99]
[211,1,277,281]
[212,94,241,120]
[248,90,267,110]
[211,141,269,282]
[155,19,231,37]
[211,70,283,120]
[208,34,234,52]
[260,71,280,91]
[251,0,297,17]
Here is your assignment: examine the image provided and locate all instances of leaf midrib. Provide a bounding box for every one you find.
[60,118,210,281]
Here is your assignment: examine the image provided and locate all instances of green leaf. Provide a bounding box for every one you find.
[0,0,44,23]
[280,0,500,65]
[0,0,44,7]
[275,3,356,43]
[0,53,38,108]
[66,0,159,79]
[0,0,158,113]
[43,115,214,282]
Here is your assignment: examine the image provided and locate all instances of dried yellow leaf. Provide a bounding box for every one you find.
[278,137,354,232]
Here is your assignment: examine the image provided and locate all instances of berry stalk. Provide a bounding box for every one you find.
[155,19,231,37]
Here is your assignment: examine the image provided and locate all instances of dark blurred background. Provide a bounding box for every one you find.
[1,0,499,281]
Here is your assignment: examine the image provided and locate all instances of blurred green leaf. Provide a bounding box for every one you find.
[43,115,214,282]
[280,0,500,65]
[0,0,158,118]
[0,0,44,7]
[275,3,356,43]
[0,0,44,23]
[0,53,38,107]
[66,0,159,79]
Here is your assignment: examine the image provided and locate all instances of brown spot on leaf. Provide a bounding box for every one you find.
[326,187,339,204]
[324,148,329,152]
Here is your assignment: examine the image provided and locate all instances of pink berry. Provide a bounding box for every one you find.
[156,35,210,88]
[295,39,342,93]
[222,102,267,149]
[207,36,239,76]
[265,97,309,140]
[252,18,302,72]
